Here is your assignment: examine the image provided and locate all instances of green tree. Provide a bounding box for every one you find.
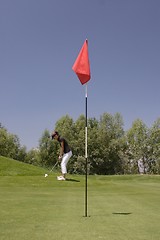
[87,117,101,174]
[147,118,160,173]
[126,119,148,174]
[92,112,125,175]
[54,114,75,143]
[39,129,58,167]
[0,126,26,161]
[73,115,85,156]
[25,148,40,166]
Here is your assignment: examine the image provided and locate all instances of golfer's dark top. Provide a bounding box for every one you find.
[58,137,71,153]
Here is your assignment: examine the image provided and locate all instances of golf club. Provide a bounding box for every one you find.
[44,161,59,177]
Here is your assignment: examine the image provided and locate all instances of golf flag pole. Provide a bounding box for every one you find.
[72,39,91,217]
[85,83,88,217]
[85,84,88,161]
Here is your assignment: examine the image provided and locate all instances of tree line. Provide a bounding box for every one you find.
[0,113,160,175]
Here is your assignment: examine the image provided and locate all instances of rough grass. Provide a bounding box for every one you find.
[0,156,160,240]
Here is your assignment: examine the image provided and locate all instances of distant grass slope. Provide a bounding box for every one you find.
[0,156,46,176]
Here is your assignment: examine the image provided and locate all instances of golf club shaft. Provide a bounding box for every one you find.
[50,161,59,172]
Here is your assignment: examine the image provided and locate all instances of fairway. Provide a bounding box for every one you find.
[0,173,160,240]
[0,157,160,240]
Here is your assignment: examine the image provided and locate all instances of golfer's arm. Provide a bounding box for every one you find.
[60,141,64,157]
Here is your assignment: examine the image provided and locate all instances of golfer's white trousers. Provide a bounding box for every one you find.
[61,151,72,174]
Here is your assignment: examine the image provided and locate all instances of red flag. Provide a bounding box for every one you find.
[72,39,91,85]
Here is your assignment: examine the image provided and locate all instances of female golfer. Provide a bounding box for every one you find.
[52,131,72,180]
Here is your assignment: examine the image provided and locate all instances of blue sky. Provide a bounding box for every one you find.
[1,0,160,150]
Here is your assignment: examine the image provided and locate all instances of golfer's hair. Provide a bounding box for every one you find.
[54,131,59,136]
[51,130,59,139]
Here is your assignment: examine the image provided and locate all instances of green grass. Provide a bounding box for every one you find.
[0,156,160,240]
[0,156,46,176]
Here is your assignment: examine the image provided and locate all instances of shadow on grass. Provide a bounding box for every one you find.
[112,212,132,215]
[90,212,132,217]
[66,178,80,182]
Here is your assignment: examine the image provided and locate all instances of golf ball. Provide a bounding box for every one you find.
[45,174,48,177]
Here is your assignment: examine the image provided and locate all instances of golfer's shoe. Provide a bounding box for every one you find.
[57,176,66,181]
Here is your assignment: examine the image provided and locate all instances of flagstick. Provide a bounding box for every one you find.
[85,83,88,217]
[72,39,90,217]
